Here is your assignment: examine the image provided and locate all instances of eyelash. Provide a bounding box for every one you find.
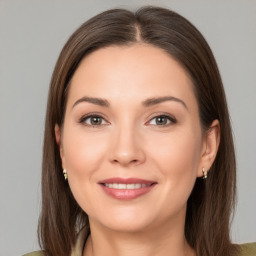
[79,113,108,127]
[79,113,177,128]
[146,114,177,127]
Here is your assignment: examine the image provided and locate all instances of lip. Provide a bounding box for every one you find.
[98,177,157,200]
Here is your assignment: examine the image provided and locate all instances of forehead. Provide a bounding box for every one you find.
[68,44,197,110]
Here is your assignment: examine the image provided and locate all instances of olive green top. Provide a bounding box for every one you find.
[22,243,256,256]
[239,242,256,256]
[23,227,256,256]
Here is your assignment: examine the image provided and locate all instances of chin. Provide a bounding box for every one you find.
[89,206,157,233]
[101,218,154,233]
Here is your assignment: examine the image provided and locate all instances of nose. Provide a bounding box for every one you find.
[108,125,146,167]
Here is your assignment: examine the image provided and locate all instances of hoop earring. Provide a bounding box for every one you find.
[202,167,207,179]
[63,169,68,180]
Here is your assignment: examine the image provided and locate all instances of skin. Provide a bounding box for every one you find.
[55,44,220,256]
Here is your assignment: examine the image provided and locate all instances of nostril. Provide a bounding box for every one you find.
[112,158,139,165]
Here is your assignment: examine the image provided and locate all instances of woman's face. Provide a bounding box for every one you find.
[57,44,212,233]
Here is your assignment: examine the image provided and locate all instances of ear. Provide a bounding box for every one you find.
[197,119,220,177]
[55,124,65,168]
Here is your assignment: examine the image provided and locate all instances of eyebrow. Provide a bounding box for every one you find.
[72,95,188,110]
[72,96,110,108]
[142,96,188,110]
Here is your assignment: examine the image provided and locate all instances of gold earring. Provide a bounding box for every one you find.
[202,167,207,179]
[63,169,68,180]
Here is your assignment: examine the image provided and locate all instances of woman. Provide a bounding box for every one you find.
[24,6,256,256]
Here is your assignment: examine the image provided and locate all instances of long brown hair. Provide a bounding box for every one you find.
[39,6,238,256]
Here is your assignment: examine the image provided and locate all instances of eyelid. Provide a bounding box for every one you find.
[145,113,177,126]
[78,112,176,127]
[79,112,110,127]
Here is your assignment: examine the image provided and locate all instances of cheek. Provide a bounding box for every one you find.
[148,127,202,202]
[61,126,109,207]
[61,129,111,218]
[151,127,201,168]
[62,126,108,175]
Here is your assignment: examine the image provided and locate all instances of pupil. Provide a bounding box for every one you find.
[156,116,167,125]
[92,117,101,125]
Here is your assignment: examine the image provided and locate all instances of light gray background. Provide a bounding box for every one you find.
[0,0,255,255]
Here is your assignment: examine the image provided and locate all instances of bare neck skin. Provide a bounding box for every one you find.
[83,208,195,256]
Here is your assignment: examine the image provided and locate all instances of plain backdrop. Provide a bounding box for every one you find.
[0,0,255,255]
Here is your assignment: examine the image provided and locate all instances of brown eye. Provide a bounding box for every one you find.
[148,115,176,126]
[90,116,103,125]
[155,116,168,125]
[81,115,108,126]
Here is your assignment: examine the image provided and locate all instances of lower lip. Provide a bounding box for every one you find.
[99,184,156,200]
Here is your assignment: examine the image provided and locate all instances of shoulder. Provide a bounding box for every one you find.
[22,251,44,256]
[238,242,256,256]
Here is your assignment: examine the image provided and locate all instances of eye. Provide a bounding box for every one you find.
[80,114,108,126]
[147,115,176,126]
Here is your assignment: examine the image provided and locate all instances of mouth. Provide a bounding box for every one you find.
[102,183,152,189]
[98,178,157,200]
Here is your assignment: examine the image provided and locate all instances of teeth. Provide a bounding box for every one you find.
[104,183,150,189]
[118,184,126,189]
[127,184,135,189]
[135,184,141,189]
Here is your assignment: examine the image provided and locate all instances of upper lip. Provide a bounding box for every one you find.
[98,177,157,185]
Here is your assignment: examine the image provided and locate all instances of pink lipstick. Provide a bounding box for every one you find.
[98,177,157,200]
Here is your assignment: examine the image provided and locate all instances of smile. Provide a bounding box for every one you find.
[103,183,151,189]
[98,178,157,200]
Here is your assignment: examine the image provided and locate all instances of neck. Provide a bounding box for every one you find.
[83,217,195,256]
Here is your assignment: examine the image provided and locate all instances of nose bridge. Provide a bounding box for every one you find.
[109,118,145,166]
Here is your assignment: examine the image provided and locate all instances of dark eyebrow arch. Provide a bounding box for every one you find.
[142,96,188,110]
[72,96,110,108]
[72,95,187,110]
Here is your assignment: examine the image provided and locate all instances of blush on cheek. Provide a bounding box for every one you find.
[155,132,200,193]
[65,147,100,178]
[63,124,108,172]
